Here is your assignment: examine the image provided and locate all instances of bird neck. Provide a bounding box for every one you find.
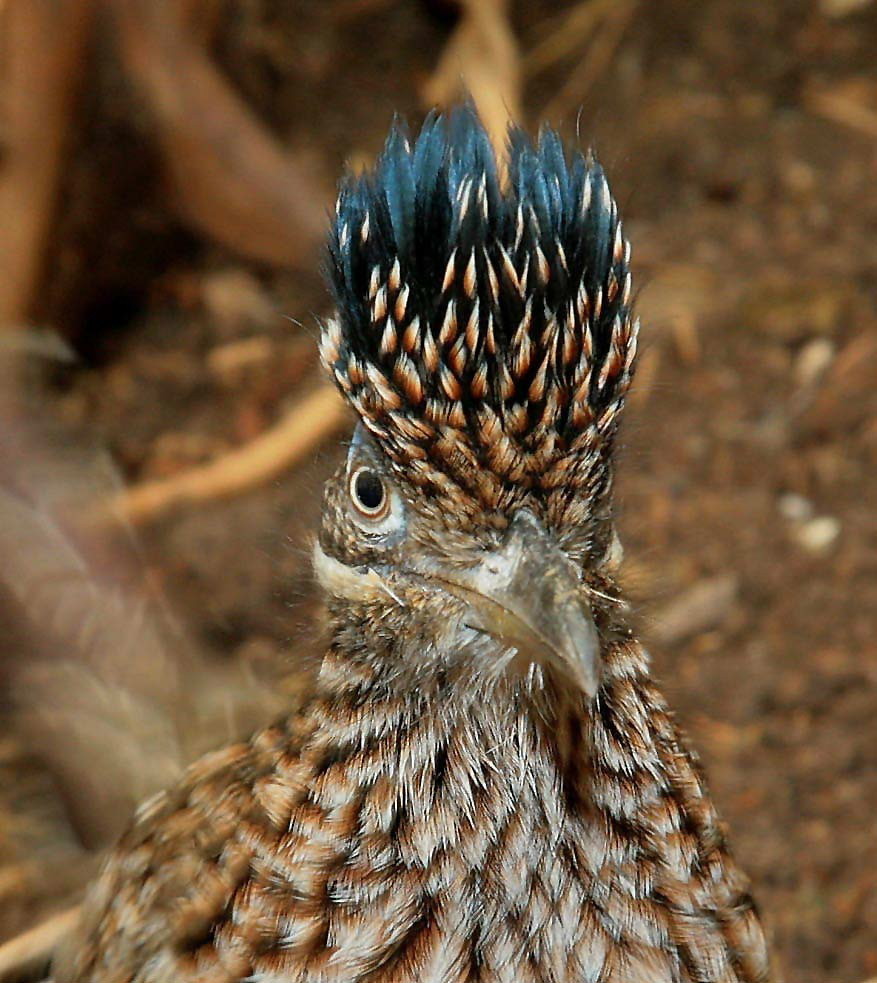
[298,625,767,983]
[310,619,665,812]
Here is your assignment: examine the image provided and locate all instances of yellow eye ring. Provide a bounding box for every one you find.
[349,466,390,520]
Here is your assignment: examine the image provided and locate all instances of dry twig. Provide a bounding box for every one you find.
[540,0,638,123]
[109,0,327,269]
[524,0,616,78]
[805,81,877,139]
[0,905,80,983]
[422,0,522,161]
[110,385,347,524]
[0,0,95,324]
[650,575,739,647]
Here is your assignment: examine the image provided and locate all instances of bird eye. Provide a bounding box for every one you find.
[349,467,389,520]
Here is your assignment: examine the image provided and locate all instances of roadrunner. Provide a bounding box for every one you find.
[55,109,771,983]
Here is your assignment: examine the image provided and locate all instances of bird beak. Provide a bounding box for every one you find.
[438,510,600,697]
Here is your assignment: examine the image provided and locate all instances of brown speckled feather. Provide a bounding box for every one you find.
[56,109,772,983]
[58,642,769,983]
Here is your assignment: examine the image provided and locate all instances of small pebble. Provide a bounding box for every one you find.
[777,493,814,523]
[794,338,835,388]
[793,516,841,555]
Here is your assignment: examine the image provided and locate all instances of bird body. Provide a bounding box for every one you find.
[58,641,767,983]
[55,109,771,983]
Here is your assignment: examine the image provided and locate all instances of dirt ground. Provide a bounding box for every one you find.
[1,2,876,981]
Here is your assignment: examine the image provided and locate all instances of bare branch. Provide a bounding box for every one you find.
[0,905,80,983]
[422,0,522,164]
[805,80,877,139]
[540,0,637,124]
[0,0,95,324]
[109,0,327,269]
[110,385,347,525]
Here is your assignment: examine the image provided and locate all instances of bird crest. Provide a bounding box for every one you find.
[322,108,638,525]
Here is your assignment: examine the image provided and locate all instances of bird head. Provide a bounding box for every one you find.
[316,108,638,698]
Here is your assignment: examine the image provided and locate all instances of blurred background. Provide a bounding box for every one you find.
[0,1,876,981]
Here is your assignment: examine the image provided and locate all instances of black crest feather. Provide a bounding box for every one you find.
[322,107,638,526]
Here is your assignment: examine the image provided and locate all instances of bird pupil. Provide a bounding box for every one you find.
[354,470,384,512]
